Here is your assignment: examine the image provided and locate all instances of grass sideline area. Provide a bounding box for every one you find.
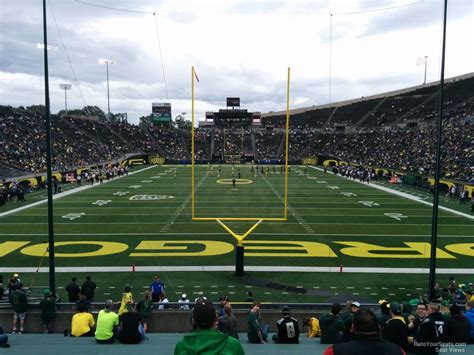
[0,164,472,304]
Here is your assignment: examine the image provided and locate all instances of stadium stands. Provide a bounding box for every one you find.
[1,74,473,183]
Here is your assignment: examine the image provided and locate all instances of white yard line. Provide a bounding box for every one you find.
[2,222,472,226]
[260,173,315,234]
[0,165,157,218]
[159,172,209,233]
[0,232,474,238]
[1,232,472,238]
[308,166,474,221]
[0,265,472,274]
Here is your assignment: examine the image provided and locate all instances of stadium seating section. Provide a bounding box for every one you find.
[1,75,473,182]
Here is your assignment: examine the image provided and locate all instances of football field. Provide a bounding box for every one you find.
[1,164,473,303]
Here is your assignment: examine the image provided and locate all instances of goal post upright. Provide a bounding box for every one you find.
[191,66,195,219]
[284,67,290,221]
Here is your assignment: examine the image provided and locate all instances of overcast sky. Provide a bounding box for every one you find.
[0,0,472,124]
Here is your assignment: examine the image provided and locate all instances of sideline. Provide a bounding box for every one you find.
[308,165,474,221]
[0,265,472,274]
[0,165,156,218]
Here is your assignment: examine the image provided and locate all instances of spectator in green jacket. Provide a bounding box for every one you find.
[319,303,345,344]
[174,298,244,355]
[11,282,28,334]
[39,289,56,334]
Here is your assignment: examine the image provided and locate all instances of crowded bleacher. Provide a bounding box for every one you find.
[1,75,473,185]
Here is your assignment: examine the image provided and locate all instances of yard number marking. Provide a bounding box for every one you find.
[141,180,152,183]
[359,201,380,207]
[384,213,408,221]
[92,200,112,206]
[341,192,357,197]
[327,186,339,190]
[316,180,328,184]
[128,185,142,189]
[62,213,85,220]
[113,191,129,196]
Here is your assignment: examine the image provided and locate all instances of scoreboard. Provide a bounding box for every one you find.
[226,97,240,107]
[152,102,172,124]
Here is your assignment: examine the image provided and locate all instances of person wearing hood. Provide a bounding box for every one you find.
[382,302,409,352]
[174,298,244,355]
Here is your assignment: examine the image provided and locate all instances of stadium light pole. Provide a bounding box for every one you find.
[42,0,56,298]
[417,56,428,85]
[428,0,448,294]
[99,58,114,119]
[59,84,72,114]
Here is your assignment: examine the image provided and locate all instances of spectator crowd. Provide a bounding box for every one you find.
[1,272,473,353]
[1,93,473,184]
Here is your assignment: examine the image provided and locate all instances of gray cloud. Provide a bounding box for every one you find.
[360,0,472,37]
[0,0,471,124]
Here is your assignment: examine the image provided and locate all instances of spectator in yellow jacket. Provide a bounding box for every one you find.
[118,284,134,316]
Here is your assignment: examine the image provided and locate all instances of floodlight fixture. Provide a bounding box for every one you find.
[417,56,428,85]
[99,58,115,119]
[37,43,57,51]
[59,84,72,114]
[99,58,114,64]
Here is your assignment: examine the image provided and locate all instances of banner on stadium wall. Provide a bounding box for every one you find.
[148,156,165,165]
[17,177,39,188]
[120,155,147,166]
[427,178,474,196]
[302,157,317,165]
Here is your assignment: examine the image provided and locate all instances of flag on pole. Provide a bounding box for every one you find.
[193,68,199,82]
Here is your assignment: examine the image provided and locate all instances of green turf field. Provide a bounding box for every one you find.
[0,164,473,304]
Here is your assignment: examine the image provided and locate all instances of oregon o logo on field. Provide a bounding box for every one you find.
[129,195,175,201]
[216,179,253,185]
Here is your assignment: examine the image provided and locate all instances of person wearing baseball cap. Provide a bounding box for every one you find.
[381,301,409,352]
[39,289,56,334]
[174,299,244,355]
[342,301,360,341]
